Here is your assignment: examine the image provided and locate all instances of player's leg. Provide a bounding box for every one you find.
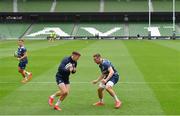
[106,84,119,101]
[24,61,32,81]
[54,83,68,111]
[48,37,51,42]
[58,80,70,102]
[56,91,61,96]
[105,78,122,108]
[49,76,63,106]
[52,37,55,42]
[24,68,32,82]
[98,87,104,102]
[48,90,61,106]
[18,66,25,78]
[18,62,28,83]
[49,38,53,42]
[19,62,32,83]
[105,85,121,108]
[58,83,69,101]
[49,90,61,98]
[93,82,105,106]
[65,84,70,95]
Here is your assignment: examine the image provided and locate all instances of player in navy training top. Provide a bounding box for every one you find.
[16,39,32,84]
[92,53,122,109]
[48,51,81,111]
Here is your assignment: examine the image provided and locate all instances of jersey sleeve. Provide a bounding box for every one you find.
[102,61,111,70]
[59,58,70,73]
[72,62,77,74]
[22,48,27,54]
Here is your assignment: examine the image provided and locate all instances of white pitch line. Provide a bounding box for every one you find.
[0,82,180,84]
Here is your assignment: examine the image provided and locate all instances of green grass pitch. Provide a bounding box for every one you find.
[0,40,180,115]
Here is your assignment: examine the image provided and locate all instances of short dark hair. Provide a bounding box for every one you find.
[72,51,81,56]
[93,53,101,58]
[18,39,24,42]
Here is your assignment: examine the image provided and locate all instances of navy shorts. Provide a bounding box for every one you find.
[99,74,119,88]
[56,75,70,85]
[107,74,119,85]
[18,61,28,70]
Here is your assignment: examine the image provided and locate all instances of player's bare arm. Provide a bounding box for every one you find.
[101,66,114,84]
[72,67,76,74]
[68,64,76,73]
[17,52,27,61]
[92,74,105,84]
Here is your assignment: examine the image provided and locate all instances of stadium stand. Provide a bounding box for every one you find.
[0,0,13,12]
[0,0,180,39]
[55,0,100,12]
[105,0,148,12]
[0,23,30,39]
[0,0,180,12]
[18,0,52,12]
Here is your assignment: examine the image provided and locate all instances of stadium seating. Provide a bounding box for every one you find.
[55,0,99,12]
[0,22,179,39]
[105,0,148,12]
[0,23,30,39]
[153,0,180,12]
[76,23,124,36]
[0,0,13,12]
[176,23,180,36]
[26,23,74,38]
[0,0,180,39]
[18,0,52,12]
[0,0,180,12]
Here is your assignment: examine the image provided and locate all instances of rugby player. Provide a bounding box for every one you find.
[16,39,32,83]
[48,51,81,111]
[92,53,121,109]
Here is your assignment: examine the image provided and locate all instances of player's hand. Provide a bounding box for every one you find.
[69,66,74,72]
[101,79,107,84]
[92,80,98,84]
[71,67,76,74]
[73,67,76,72]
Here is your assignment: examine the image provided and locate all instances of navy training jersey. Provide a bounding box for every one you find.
[56,56,77,78]
[99,59,118,77]
[17,46,28,62]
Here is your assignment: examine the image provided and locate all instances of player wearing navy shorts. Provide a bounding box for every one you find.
[48,51,81,111]
[16,39,32,83]
[92,53,121,109]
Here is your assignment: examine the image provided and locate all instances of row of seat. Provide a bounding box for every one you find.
[0,0,180,12]
[0,23,179,39]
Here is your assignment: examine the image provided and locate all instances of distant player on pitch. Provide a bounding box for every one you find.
[48,30,57,42]
[48,51,81,111]
[92,53,121,109]
[15,39,32,83]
